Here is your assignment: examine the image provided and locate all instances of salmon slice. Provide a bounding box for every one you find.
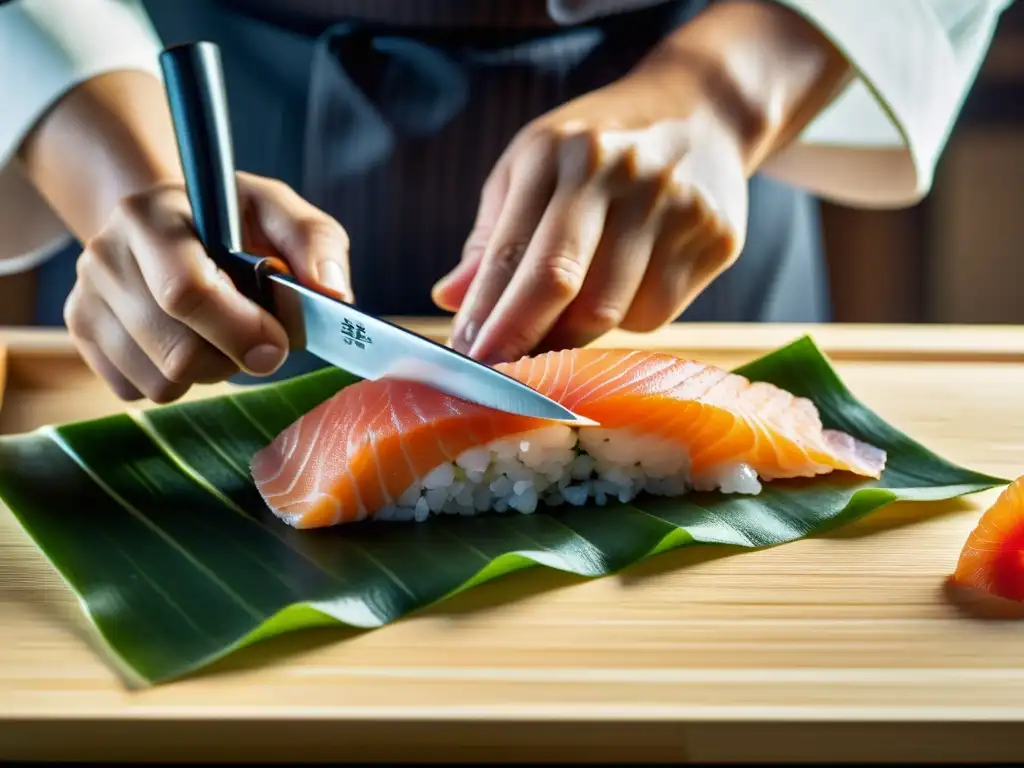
[951,475,1024,602]
[250,348,887,528]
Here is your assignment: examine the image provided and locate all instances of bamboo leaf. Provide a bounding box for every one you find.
[0,336,1005,686]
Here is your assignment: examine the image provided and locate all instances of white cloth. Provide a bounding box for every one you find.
[0,0,164,274]
[0,0,1014,275]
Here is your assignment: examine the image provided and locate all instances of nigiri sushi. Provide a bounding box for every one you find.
[950,475,1024,602]
[250,348,887,528]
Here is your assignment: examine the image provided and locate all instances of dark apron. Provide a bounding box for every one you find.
[34,0,830,384]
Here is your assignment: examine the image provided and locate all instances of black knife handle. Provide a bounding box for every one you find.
[159,42,268,306]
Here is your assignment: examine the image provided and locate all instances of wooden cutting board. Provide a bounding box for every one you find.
[2,321,1023,763]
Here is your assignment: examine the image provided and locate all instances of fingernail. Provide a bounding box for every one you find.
[244,344,286,375]
[469,341,502,365]
[317,260,350,297]
[451,319,478,354]
[468,334,517,366]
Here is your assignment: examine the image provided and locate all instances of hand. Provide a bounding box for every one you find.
[432,0,852,364]
[64,171,352,403]
[431,70,748,364]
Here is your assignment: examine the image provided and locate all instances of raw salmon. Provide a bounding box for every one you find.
[250,348,887,528]
[951,475,1024,602]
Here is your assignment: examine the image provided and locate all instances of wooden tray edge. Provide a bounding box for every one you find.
[3,322,1023,364]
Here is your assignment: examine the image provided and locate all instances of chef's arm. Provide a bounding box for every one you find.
[0,0,170,275]
[17,69,182,244]
[628,0,1015,209]
[630,0,854,178]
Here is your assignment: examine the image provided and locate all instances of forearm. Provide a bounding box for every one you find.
[15,69,182,244]
[633,0,853,175]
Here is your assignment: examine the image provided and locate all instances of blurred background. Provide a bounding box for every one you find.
[1,3,1022,328]
[822,1,1024,325]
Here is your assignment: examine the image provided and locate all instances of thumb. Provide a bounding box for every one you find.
[238,172,354,302]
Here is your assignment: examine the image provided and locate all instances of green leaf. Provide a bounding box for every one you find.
[0,336,1005,686]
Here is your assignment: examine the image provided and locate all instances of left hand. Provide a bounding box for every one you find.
[431,67,749,364]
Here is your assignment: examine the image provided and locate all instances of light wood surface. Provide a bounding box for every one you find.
[2,321,1024,763]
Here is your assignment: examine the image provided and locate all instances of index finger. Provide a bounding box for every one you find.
[448,154,557,355]
[239,172,354,301]
[467,184,608,364]
[120,187,291,375]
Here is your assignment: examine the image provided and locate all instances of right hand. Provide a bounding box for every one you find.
[65,171,352,404]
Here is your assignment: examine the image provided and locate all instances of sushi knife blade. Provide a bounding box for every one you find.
[158,41,592,426]
[262,272,595,424]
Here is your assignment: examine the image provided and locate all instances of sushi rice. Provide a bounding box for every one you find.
[251,348,886,529]
[375,425,762,523]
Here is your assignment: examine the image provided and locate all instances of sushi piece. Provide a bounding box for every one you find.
[250,348,887,528]
[950,475,1024,602]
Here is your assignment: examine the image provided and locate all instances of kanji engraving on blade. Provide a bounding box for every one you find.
[340,318,373,349]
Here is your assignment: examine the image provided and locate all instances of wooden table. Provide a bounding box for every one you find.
[2,321,1024,763]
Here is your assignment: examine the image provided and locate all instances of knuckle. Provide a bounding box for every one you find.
[688,222,742,275]
[714,227,743,269]
[664,193,702,232]
[62,289,88,339]
[519,122,560,157]
[461,228,491,262]
[622,305,672,334]
[157,332,202,383]
[112,380,144,402]
[116,188,159,224]
[578,302,625,331]
[302,216,349,249]
[267,176,295,197]
[74,248,95,283]
[540,253,586,301]
[79,233,118,273]
[116,186,192,239]
[147,378,188,405]
[157,272,210,320]
[622,285,679,333]
[242,172,288,194]
[258,175,303,206]
[235,169,258,189]
[556,130,601,185]
[487,240,529,279]
[612,143,642,181]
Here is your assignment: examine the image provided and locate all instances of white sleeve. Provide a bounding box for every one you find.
[761,0,1016,208]
[0,0,164,276]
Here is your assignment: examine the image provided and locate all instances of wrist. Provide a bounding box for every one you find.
[631,0,852,175]
[16,69,183,243]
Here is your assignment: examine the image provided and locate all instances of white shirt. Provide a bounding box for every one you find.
[0,0,1015,275]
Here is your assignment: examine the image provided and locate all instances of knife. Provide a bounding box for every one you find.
[157,41,591,426]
